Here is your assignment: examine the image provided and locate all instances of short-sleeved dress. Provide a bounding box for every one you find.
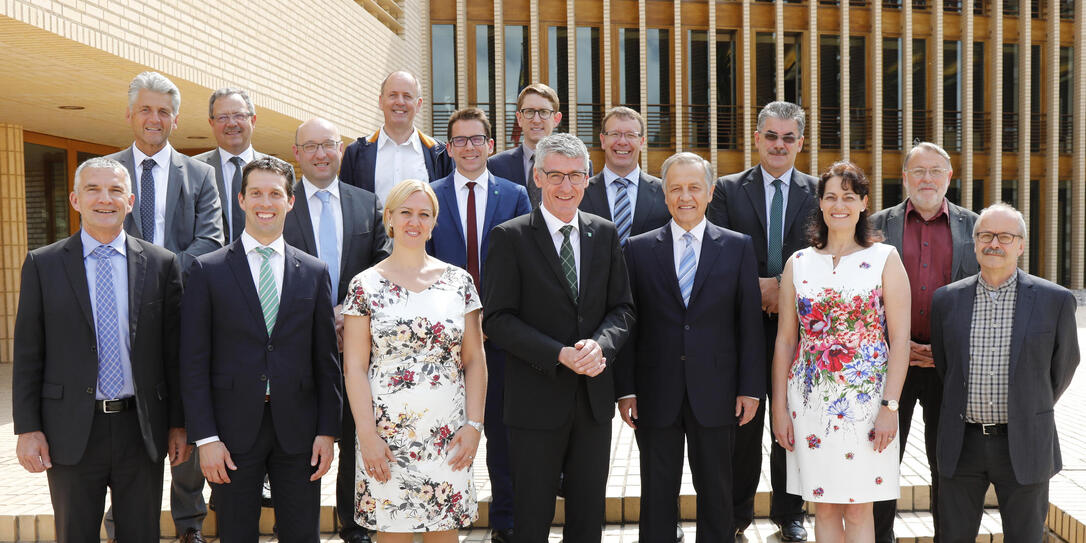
[785,243,900,504]
[341,265,481,531]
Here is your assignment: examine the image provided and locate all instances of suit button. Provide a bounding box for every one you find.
[91,345,96,353]
[85,387,94,395]
[684,325,690,330]
[260,374,268,382]
[680,355,686,361]
[578,316,583,323]
[267,344,274,352]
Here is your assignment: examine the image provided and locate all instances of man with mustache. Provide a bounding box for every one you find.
[707,101,818,542]
[868,142,979,542]
[930,203,1078,542]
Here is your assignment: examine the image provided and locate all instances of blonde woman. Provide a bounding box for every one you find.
[342,179,486,542]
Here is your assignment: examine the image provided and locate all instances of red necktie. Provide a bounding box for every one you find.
[465,181,480,291]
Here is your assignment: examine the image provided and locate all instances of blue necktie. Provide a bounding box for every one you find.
[92,246,125,398]
[613,178,633,246]
[316,190,340,303]
[768,179,784,277]
[139,159,156,243]
[678,232,696,307]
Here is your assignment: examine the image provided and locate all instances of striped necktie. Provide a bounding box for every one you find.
[254,247,279,336]
[678,232,696,307]
[613,177,633,246]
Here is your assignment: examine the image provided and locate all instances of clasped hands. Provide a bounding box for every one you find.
[559,338,606,377]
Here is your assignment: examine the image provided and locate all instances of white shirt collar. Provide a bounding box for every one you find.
[81,229,128,258]
[131,142,173,170]
[603,165,641,186]
[378,126,422,153]
[302,176,341,201]
[241,231,286,257]
[454,169,490,191]
[539,204,579,237]
[217,145,255,165]
[761,166,794,188]
[670,218,708,244]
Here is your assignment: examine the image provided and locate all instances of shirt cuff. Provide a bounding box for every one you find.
[740,396,760,401]
[195,436,221,447]
[617,394,636,400]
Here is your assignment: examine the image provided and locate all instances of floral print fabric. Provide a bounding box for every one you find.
[341,266,481,531]
[784,243,900,503]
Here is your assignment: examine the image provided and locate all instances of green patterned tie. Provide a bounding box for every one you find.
[255,247,279,336]
[559,225,578,300]
[768,179,784,277]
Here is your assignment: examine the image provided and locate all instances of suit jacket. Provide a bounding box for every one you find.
[192,148,289,241]
[180,240,342,455]
[618,223,765,427]
[482,209,635,429]
[869,198,980,282]
[13,233,183,465]
[339,128,454,192]
[283,181,390,303]
[931,271,1079,485]
[107,146,224,270]
[579,171,671,237]
[426,171,531,288]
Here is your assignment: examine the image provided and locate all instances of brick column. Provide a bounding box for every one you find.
[0,124,27,364]
[1019,0,1031,273]
[874,0,884,209]
[808,0,819,173]
[1045,0,1060,280]
[709,0,719,174]
[842,0,851,163]
[962,0,975,210]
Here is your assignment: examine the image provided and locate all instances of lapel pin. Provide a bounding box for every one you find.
[587,232,593,238]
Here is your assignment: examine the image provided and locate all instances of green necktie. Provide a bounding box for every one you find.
[768,179,784,277]
[559,225,578,300]
[255,247,279,336]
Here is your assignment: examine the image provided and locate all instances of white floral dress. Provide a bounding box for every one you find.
[785,243,900,504]
[341,266,481,531]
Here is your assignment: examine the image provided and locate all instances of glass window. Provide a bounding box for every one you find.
[619,28,639,106]
[576,27,602,146]
[475,25,496,124]
[944,41,962,150]
[1002,43,1018,152]
[755,32,803,107]
[913,38,928,142]
[24,143,70,250]
[505,25,530,147]
[883,178,904,206]
[884,38,902,149]
[819,34,842,149]
[1030,44,1041,152]
[972,179,985,213]
[547,26,570,130]
[717,30,738,149]
[848,36,867,149]
[1059,179,1070,284]
[973,42,987,151]
[647,28,671,148]
[1059,46,1073,154]
[687,29,710,148]
[431,24,457,141]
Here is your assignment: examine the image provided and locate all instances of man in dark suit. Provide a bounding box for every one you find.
[284,118,389,543]
[181,157,342,542]
[618,152,765,543]
[931,203,1078,543]
[13,158,186,542]
[488,83,592,208]
[105,71,224,273]
[339,71,453,204]
[427,107,530,543]
[869,142,979,543]
[483,133,635,543]
[707,101,817,542]
[579,106,670,246]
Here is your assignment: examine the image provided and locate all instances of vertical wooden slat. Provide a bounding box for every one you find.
[842,0,851,162]
[776,0,785,100]
[568,0,578,138]
[904,0,914,151]
[989,0,1003,207]
[531,0,541,83]
[935,0,945,146]
[710,0,719,175]
[743,0,753,168]
[495,0,506,150]
[675,0,684,153]
[808,0,819,173]
[1019,0,1031,272]
[874,0,885,208]
[456,0,468,109]
[1072,0,1085,287]
[604,0,613,111]
[962,0,975,210]
[640,0,649,171]
[1045,0,1060,280]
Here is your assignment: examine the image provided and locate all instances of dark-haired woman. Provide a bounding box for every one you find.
[771,161,911,542]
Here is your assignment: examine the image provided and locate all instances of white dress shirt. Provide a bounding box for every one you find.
[195,231,286,448]
[131,143,173,246]
[603,165,641,220]
[374,127,430,206]
[217,145,255,227]
[454,170,490,254]
[539,205,581,288]
[301,176,344,258]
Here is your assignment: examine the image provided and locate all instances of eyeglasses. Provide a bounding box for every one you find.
[212,113,252,124]
[761,131,799,144]
[298,141,340,154]
[974,231,1022,244]
[518,108,555,120]
[540,169,588,186]
[449,135,489,147]
[601,131,643,141]
[905,167,950,179]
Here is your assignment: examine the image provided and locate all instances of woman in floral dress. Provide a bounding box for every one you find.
[771,162,911,542]
[341,179,486,542]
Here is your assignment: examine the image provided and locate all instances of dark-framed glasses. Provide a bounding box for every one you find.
[974,231,1022,244]
[299,141,340,154]
[601,131,642,141]
[449,135,489,147]
[212,113,252,124]
[518,108,555,120]
[541,169,588,186]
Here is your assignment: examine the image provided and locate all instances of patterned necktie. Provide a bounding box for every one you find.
[255,247,279,336]
[613,178,633,247]
[527,152,540,209]
[465,181,480,290]
[92,246,125,398]
[229,156,245,241]
[316,190,340,303]
[559,225,578,300]
[678,232,697,307]
[768,178,785,277]
[139,159,156,243]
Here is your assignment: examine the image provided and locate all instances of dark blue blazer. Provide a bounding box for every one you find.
[617,222,766,427]
[487,144,594,189]
[180,239,342,455]
[579,170,671,237]
[339,129,454,192]
[426,171,531,288]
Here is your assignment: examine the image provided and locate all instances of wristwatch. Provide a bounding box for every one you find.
[465,419,484,432]
[881,399,899,412]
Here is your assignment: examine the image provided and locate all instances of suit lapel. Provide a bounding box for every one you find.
[741,167,768,236]
[631,173,660,234]
[948,203,971,279]
[117,149,143,238]
[482,173,503,235]
[689,225,723,305]
[577,213,596,304]
[125,236,147,345]
[274,247,302,338]
[510,146,526,185]
[584,174,612,221]
[1008,271,1035,381]
[339,186,357,279]
[438,179,465,244]
[289,183,318,254]
[783,170,813,238]
[651,227,684,307]
[884,203,906,252]
[164,151,185,244]
[530,210,576,304]
[362,135,379,192]
[955,277,979,383]
[227,241,269,338]
[62,235,95,330]
[207,152,228,228]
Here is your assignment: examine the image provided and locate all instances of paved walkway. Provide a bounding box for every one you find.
[2,310,1084,541]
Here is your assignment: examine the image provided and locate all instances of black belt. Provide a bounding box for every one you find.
[95,397,134,413]
[966,422,1008,436]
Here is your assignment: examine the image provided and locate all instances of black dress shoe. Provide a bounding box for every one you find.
[344,533,373,543]
[776,519,808,542]
[492,528,514,542]
[735,530,748,543]
[261,475,274,508]
[676,522,685,541]
[179,528,207,543]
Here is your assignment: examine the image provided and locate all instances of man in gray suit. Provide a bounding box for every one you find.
[194,88,279,242]
[104,70,222,543]
[931,203,1078,542]
[869,142,979,543]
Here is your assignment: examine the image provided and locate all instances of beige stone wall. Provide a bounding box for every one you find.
[0,125,27,364]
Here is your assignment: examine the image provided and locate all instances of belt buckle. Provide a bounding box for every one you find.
[101,399,122,414]
[981,423,997,435]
